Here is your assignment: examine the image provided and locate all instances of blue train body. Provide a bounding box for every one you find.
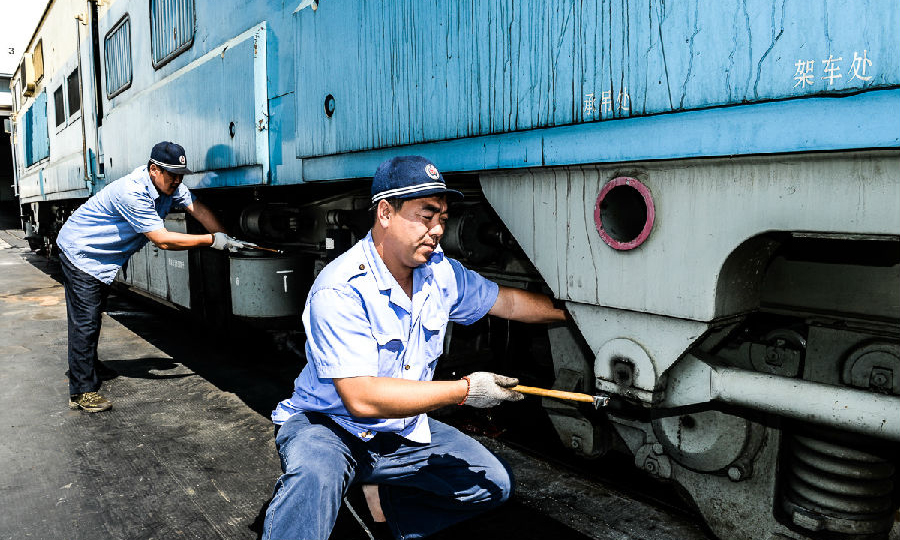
[9,2,900,539]
[11,0,900,197]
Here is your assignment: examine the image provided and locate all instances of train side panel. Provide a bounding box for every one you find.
[293,0,900,158]
[8,2,900,540]
[13,0,95,206]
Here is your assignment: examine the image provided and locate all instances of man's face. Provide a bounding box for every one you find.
[149,164,183,196]
[382,195,449,269]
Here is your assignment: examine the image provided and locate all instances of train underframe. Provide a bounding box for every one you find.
[18,151,900,540]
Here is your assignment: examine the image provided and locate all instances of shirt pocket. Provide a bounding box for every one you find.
[372,327,405,377]
[421,311,449,363]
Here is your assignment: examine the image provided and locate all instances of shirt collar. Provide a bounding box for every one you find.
[361,231,442,312]
[137,165,163,201]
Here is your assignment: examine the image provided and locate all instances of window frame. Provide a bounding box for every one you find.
[104,14,133,98]
[33,40,44,83]
[149,0,196,70]
[66,67,81,118]
[53,84,66,127]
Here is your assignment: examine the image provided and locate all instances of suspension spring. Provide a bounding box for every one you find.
[780,426,897,536]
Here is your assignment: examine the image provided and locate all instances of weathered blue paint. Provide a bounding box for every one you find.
[300,88,900,182]
[88,148,97,187]
[24,91,50,167]
[98,23,268,188]
[183,165,263,190]
[253,24,270,184]
[17,0,900,199]
[293,0,900,159]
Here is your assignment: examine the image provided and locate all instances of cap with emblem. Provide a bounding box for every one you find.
[149,141,192,174]
[371,156,462,205]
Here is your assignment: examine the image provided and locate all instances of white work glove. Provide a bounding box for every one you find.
[460,372,524,408]
[210,232,254,252]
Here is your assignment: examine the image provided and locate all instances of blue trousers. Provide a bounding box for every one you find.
[60,252,110,395]
[263,412,513,540]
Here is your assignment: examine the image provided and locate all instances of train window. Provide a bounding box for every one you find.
[24,91,50,167]
[33,40,44,82]
[67,68,80,116]
[53,86,65,127]
[149,0,195,69]
[104,15,133,98]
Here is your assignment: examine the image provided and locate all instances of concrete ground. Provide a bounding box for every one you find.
[0,227,282,540]
[0,218,710,540]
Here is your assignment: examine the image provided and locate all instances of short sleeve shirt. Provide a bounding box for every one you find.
[271,232,499,444]
[56,166,195,284]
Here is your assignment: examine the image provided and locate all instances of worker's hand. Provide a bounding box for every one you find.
[460,372,524,408]
[210,232,255,252]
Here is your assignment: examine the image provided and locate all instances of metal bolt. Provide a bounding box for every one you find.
[612,358,634,386]
[644,458,658,475]
[765,347,784,366]
[652,443,664,455]
[570,436,581,450]
[727,466,744,481]
[870,368,891,389]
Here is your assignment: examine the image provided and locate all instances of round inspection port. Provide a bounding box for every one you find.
[324,94,336,118]
[594,177,655,250]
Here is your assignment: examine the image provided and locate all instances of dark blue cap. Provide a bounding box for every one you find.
[149,141,191,174]
[371,156,462,205]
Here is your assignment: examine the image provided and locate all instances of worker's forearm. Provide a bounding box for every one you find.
[336,377,469,419]
[513,290,566,323]
[491,287,567,324]
[150,231,214,250]
[188,202,226,234]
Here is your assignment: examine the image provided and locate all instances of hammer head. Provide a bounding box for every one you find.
[592,393,611,409]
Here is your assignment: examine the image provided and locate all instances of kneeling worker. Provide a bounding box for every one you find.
[56,141,250,413]
[264,156,567,539]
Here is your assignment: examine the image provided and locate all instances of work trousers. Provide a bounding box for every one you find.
[60,252,111,395]
[263,412,513,540]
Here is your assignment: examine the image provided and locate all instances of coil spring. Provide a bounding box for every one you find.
[780,428,897,536]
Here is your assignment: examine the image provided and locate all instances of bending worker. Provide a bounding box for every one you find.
[264,156,567,539]
[56,141,250,413]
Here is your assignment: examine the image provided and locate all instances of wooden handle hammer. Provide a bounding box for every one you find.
[511,385,610,408]
[241,244,285,254]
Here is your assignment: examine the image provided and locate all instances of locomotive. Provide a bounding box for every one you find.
[9,1,899,539]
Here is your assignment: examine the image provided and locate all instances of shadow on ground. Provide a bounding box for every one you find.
[6,226,697,540]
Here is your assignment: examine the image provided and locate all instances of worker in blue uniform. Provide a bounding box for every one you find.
[264,156,567,540]
[56,141,251,413]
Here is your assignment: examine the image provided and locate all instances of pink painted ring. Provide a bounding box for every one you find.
[593,177,655,250]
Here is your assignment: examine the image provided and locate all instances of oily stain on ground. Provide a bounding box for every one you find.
[0,293,63,307]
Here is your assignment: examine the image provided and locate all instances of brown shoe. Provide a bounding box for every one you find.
[68,392,113,413]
